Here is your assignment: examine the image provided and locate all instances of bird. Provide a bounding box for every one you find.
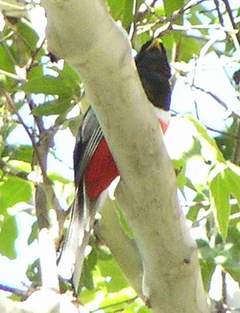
[58,39,172,293]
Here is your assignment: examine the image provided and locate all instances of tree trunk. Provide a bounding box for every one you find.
[42,0,210,312]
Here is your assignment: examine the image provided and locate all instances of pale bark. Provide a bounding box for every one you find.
[42,0,210,312]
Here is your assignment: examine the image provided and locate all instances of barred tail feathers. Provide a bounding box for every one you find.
[58,186,98,293]
[57,192,85,281]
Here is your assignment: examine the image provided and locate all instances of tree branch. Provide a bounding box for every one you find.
[2,83,63,292]
[3,88,66,229]
[42,0,209,312]
[95,196,143,298]
[2,91,49,182]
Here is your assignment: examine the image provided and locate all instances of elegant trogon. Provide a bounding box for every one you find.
[58,39,172,292]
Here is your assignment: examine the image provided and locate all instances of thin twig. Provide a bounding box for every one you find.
[0,283,29,298]
[133,0,161,26]
[0,0,25,10]
[90,296,138,313]
[3,90,65,231]
[2,91,49,182]
[138,21,239,39]
[221,270,227,306]
[134,0,208,38]
[172,23,238,32]
[182,198,238,209]
[233,120,240,164]
[222,0,240,52]
[214,0,224,26]
[206,126,239,140]
[222,0,237,29]
[191,59,200,120]
[26,38,46,73]
[27,97,45,134]
[25,38,47,136]
[153,0,208,37]
[219,1,240,166]
[0,30,14,43]
[191,84,228,112]
[192,210,212,227]
[163,0,206,24]
[0,68,23,81]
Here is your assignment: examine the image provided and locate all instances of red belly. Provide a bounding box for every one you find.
[85,118,168,200]
[85,138,118,199]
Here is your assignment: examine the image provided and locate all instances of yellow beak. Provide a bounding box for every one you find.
[147,39,163,51]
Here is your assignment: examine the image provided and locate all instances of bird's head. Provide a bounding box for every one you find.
[135,39,171,111]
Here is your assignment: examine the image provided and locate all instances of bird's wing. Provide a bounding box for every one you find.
[58,108,103,292]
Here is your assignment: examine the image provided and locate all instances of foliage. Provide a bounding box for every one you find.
[0,0,239,312]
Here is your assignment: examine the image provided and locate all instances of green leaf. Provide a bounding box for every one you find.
[176,166,186,189]
[10,20,40,66]
[66,115,83,136]
[187,205,200,222]
[48,172,71,184]
[4,144,33,163]
[138,306,152,313]
[0,44,15,73]
[0,44,17,90]
[133,32,152,52]
[223,263,240,282]
[186,115,225,163]
[96,246,128,292]
[209,164,230,239]
[32,98,71,116]
[199,259,215,291]
[80,247,97,290]
[28,221,38,245]
[163,0,184,42]
[23,76,72,97]
[107,0,137,29]
[16,20,39,51]
[0,176,32,212]
[122,0,134,29]
[58,62,80,90]
[99,292,136,312]
[26,259,41,285]
[0,215,18,259]
[208,162,240,239]
[197,239,219,261]
[114,200,134,239]
[107,0,124,17]
[163,0,184,17]
[27,65,44,81]
[225,163,240,204]
[179,37,202,61]
[8,160,31,173]
[222,226,240,282]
